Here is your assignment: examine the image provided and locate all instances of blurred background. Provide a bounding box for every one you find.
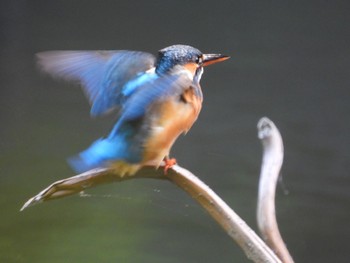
[1,1,349,262]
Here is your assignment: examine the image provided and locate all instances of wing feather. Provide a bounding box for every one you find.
[108,72,192,138]
[36,50,156,116]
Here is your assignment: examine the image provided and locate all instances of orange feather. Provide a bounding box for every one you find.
[142,86,202,166]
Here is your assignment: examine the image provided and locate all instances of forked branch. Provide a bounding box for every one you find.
[21,164,280,262]
[21,117,293,262]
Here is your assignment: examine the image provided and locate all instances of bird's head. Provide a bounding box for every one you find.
[155,44,229,82]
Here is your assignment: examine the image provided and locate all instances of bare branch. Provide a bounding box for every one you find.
[257,117,294,263]
[167,165,281,263]
[21,164,281,262]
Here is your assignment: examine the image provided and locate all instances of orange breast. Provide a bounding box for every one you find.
[142,86,202,166]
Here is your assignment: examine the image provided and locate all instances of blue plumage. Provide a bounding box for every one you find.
[68,138,125,173]
[37,45,229,174]
[37,51,155,116]
[68,130,141,173]
[70,73,187,172]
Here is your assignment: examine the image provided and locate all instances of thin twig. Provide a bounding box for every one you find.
[21,164,281,262]
[257,117,294,263]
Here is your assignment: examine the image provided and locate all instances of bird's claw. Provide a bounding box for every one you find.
[163,158,177,174]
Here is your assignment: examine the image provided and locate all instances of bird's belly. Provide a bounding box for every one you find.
[142,97,201,166]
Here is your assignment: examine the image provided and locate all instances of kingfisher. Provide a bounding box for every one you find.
[37,44,229,176]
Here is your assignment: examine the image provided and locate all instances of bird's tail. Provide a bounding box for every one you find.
[68,137,125,173]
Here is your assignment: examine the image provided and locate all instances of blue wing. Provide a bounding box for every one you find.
[69,72,193,173]
[37,50,156,116]
[108,72,192,138]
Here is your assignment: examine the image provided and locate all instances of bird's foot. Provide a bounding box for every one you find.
[163,158,177,174]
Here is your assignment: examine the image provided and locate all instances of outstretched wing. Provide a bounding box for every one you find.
[108,71,193,138]
[36,50,156,116]
[68,72,194,173]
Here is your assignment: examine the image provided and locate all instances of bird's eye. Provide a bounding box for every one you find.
[196,56,203,65]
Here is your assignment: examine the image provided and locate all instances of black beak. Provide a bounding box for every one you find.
[202,54,230,66]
